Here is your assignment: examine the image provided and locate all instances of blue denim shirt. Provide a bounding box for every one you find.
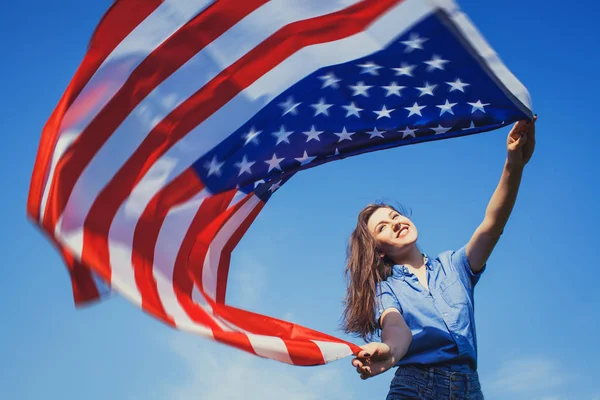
[375,246,485,370]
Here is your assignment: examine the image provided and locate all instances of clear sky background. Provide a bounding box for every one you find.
[1,0,598,399]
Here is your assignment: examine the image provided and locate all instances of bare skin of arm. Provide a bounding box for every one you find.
[351,308,412,380]
[467,116,537,272]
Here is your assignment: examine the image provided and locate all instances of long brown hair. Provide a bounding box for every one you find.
[341,203,398,341]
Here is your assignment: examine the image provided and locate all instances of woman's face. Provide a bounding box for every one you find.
[367,207,418,259]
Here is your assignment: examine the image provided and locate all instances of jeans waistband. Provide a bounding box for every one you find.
[402,363,477,376]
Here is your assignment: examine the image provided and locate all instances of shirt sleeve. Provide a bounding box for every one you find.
[375,281,402,329]
[450,245,486,290]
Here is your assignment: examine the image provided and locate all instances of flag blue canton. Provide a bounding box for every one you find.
[192,13,531,200]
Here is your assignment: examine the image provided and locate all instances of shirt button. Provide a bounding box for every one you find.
[443,312,448,317]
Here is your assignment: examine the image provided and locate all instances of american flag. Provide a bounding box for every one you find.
[27,0,532,366]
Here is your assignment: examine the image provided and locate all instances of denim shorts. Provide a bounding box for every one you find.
[386,364,484,400]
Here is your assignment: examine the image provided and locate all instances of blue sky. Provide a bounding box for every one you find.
[1,0,598,399]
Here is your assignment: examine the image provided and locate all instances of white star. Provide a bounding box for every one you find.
[446,78,470,92]
[253,179,266,188]
[318,72,341,89]
[468,100,490,113]
[272,125,293,145]
[203,155,224,177]
[393,63,416,77]
[424,55,449,71]
[415,82,437,97]
[303,125,323,142]
[401,33,428,52]
[436,100,458,115]
[349,81,372,97]
[264,153,285,172]
[268,180,282,193]
[334,127,355,142]
[234,155,255,176]
[404,102,426,117]
[310,98,333,116]
[358,61,382,75]
[463,121,476,130]
[400,127,417,138]
[278,96,301,116]
[295,151,317,166]
[373,105,394,119]
[431,124,451,135]
[382,82,405,97]
[342,101,363,117]
[367,127,385,139]
[243,127,262,145]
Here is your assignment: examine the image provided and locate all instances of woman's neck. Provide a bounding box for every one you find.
[391,245,425,270]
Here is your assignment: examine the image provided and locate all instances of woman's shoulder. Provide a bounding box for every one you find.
[431,245,469,272]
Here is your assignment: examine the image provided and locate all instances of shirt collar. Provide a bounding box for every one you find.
[392,253,432,278]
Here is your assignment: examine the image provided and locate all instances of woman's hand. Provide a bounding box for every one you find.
[351,342,397,380]
[507,115,537,168]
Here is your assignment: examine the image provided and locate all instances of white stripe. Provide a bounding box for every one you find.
[202,195,262,300]
[227,190,249,210]
[53,0,363,246]
[40,130,78,222]
[151,189,222,334]
[438,0,531,112]
[312,340,354,362]
[247,335,294,364]
[55,221,145,307]
[40,0,215,220]
[430,0,532,112]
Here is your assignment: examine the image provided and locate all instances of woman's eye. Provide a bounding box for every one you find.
[379,225,385,232]
[393,214,399,219]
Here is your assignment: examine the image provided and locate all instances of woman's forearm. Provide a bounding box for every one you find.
[382,324,412,363]
[481,160,524,237]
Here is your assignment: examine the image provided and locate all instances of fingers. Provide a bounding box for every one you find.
[358,360,390,380]
[358,350,372,358]
[360,368,371,380]
[529,114,537,141]
[352,357,371,378]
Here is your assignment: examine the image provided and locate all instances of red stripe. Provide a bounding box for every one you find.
[215,199,266,303]
[283,340,326,366]
[130,169,205,326]
[41,0,267,233]
[27,0,162,222]
[212,303,361,364]
[210,303,326,365]
[60,246,102,306]
[186,192,256,295]
[172,190,237,329]
[213,331,257,359]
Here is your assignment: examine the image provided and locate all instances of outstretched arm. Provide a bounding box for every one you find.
[351,309,412,380]
[466,116,537,272]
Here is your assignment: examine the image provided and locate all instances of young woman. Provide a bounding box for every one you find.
[342,117,537,399]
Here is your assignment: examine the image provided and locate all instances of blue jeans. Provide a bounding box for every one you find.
[386,365,484,400]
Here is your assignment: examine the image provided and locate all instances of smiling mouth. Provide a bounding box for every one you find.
[397,225,409,238]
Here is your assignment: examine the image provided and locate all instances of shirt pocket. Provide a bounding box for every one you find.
[439,278,469,307]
